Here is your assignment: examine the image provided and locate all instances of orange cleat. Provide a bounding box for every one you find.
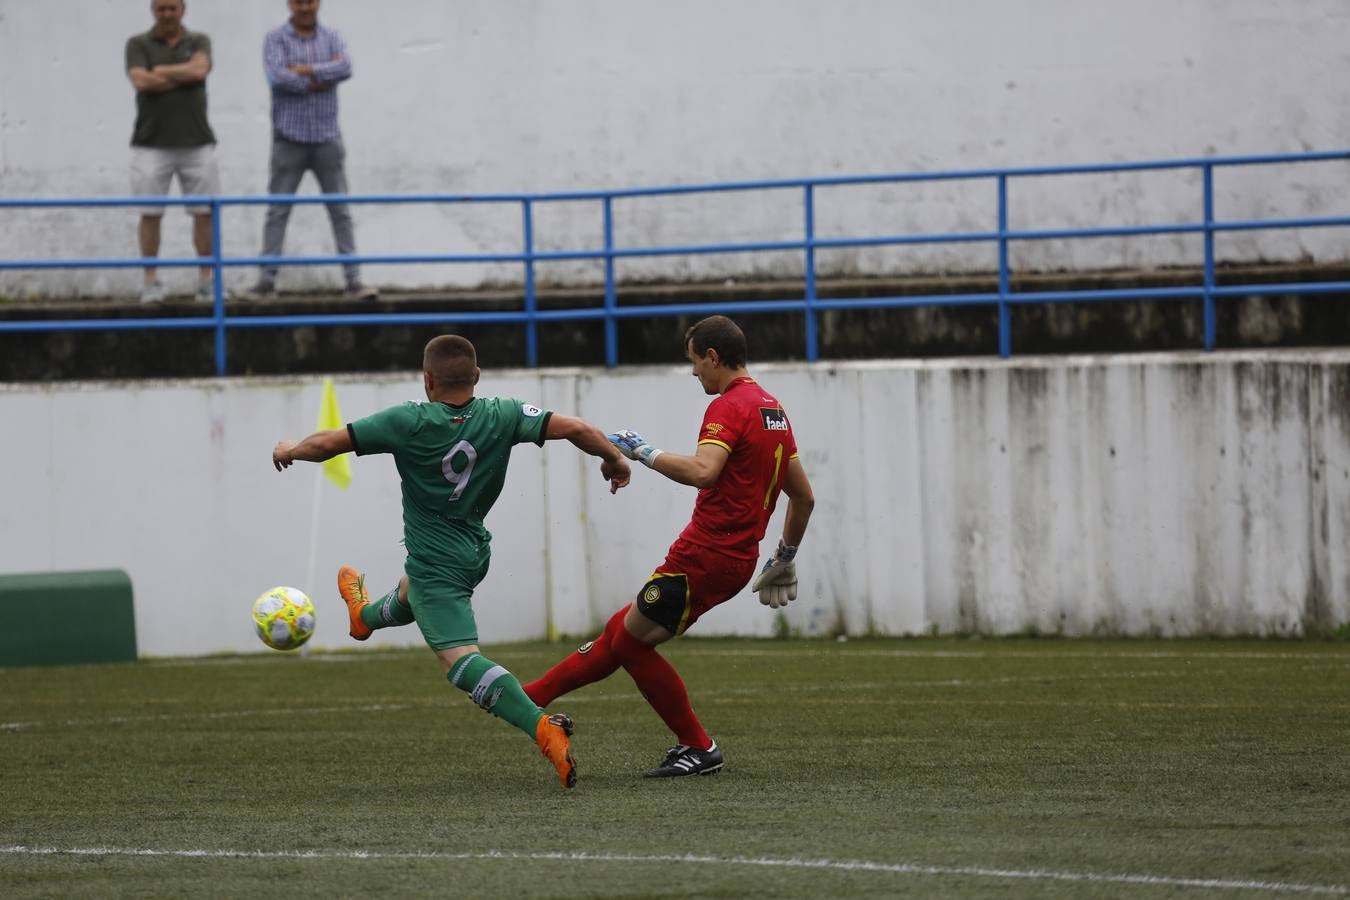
[535,712,577,789]
[337,566,372,641]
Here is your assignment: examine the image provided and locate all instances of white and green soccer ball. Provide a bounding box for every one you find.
[252,586,316,651]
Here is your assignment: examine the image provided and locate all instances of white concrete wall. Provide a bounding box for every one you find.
[1,1,1348,297]
[2,352,1347,658]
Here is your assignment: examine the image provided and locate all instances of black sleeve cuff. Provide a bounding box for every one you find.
[535,411,553,447]
[347,423,363,456]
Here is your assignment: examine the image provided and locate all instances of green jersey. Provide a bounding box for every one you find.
[349,397,551,571]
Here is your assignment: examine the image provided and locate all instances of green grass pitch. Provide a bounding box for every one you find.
[3,638,1348,899]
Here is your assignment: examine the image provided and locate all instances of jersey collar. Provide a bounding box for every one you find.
[437,397,475,411]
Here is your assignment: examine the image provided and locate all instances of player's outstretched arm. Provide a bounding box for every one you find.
[779,457,815,547]
[546,414,631,494]
[609,430,728,489]
[272,428,353,471]
[752,457,815,608]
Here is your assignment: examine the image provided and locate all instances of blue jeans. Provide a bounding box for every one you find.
[258,136,360,288]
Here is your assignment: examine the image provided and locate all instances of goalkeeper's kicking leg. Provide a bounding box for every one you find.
[526,601,717,776]
[525,541,757,777]
[526,596,724,777]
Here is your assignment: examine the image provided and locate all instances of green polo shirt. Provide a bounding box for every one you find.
[125,28,216,148]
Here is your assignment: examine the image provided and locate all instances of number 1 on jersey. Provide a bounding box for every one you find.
[763,442,784,509]
[442,440,478,502]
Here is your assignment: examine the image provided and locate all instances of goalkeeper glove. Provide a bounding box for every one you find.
[608,429,663,468]
[751,539,798,609]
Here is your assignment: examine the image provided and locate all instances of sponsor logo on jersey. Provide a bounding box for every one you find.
[643,585,662,605]
[703,422,725,438]
[577,640,595,654]
[760,407,789,431]
[522,403,543,417]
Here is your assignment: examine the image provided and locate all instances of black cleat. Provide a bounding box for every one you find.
[643,740,724,778]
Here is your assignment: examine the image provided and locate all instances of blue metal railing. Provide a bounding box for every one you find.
[2,149,1348,375]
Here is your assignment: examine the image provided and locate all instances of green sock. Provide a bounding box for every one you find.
[447,652,543,738]
[360,586,415,631]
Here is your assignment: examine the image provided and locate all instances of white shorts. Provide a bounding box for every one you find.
[129,144,220,217]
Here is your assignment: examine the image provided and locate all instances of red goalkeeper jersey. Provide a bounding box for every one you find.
[677,377,799,561]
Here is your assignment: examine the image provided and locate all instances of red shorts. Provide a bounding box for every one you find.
[633,537,758,635]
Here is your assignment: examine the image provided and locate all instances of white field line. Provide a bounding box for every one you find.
[0,846,1344,896]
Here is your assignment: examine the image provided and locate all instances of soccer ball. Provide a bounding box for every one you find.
[252,586,316,651]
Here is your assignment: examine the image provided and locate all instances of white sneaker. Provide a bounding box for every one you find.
[234,283,277,301]
[345,283,379,301]
[194,281,214,303]
[139,281,165,304]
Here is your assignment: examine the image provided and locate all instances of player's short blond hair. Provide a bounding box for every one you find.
[423,335,477,387]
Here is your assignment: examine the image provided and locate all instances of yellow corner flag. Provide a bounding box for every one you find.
[317,377,353,489]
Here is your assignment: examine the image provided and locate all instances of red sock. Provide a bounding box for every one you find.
[611,619,711,751]
[522,607,627,706]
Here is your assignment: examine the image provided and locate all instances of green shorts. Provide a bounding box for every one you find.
[405,555,490,651]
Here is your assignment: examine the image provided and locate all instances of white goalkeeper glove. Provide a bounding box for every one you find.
[751,539,798,609]
[608,429,663,468]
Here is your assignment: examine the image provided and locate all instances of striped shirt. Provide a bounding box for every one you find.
[262,22,352,143]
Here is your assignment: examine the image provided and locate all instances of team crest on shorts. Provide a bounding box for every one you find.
[643,585,662,605]
[577,640,595,654]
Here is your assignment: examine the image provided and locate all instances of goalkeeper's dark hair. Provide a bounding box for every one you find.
[424,334,478,387]
[685,315,747,369]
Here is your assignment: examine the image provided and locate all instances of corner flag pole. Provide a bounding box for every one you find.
[305,463,324,605]
[305,377,352,620]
